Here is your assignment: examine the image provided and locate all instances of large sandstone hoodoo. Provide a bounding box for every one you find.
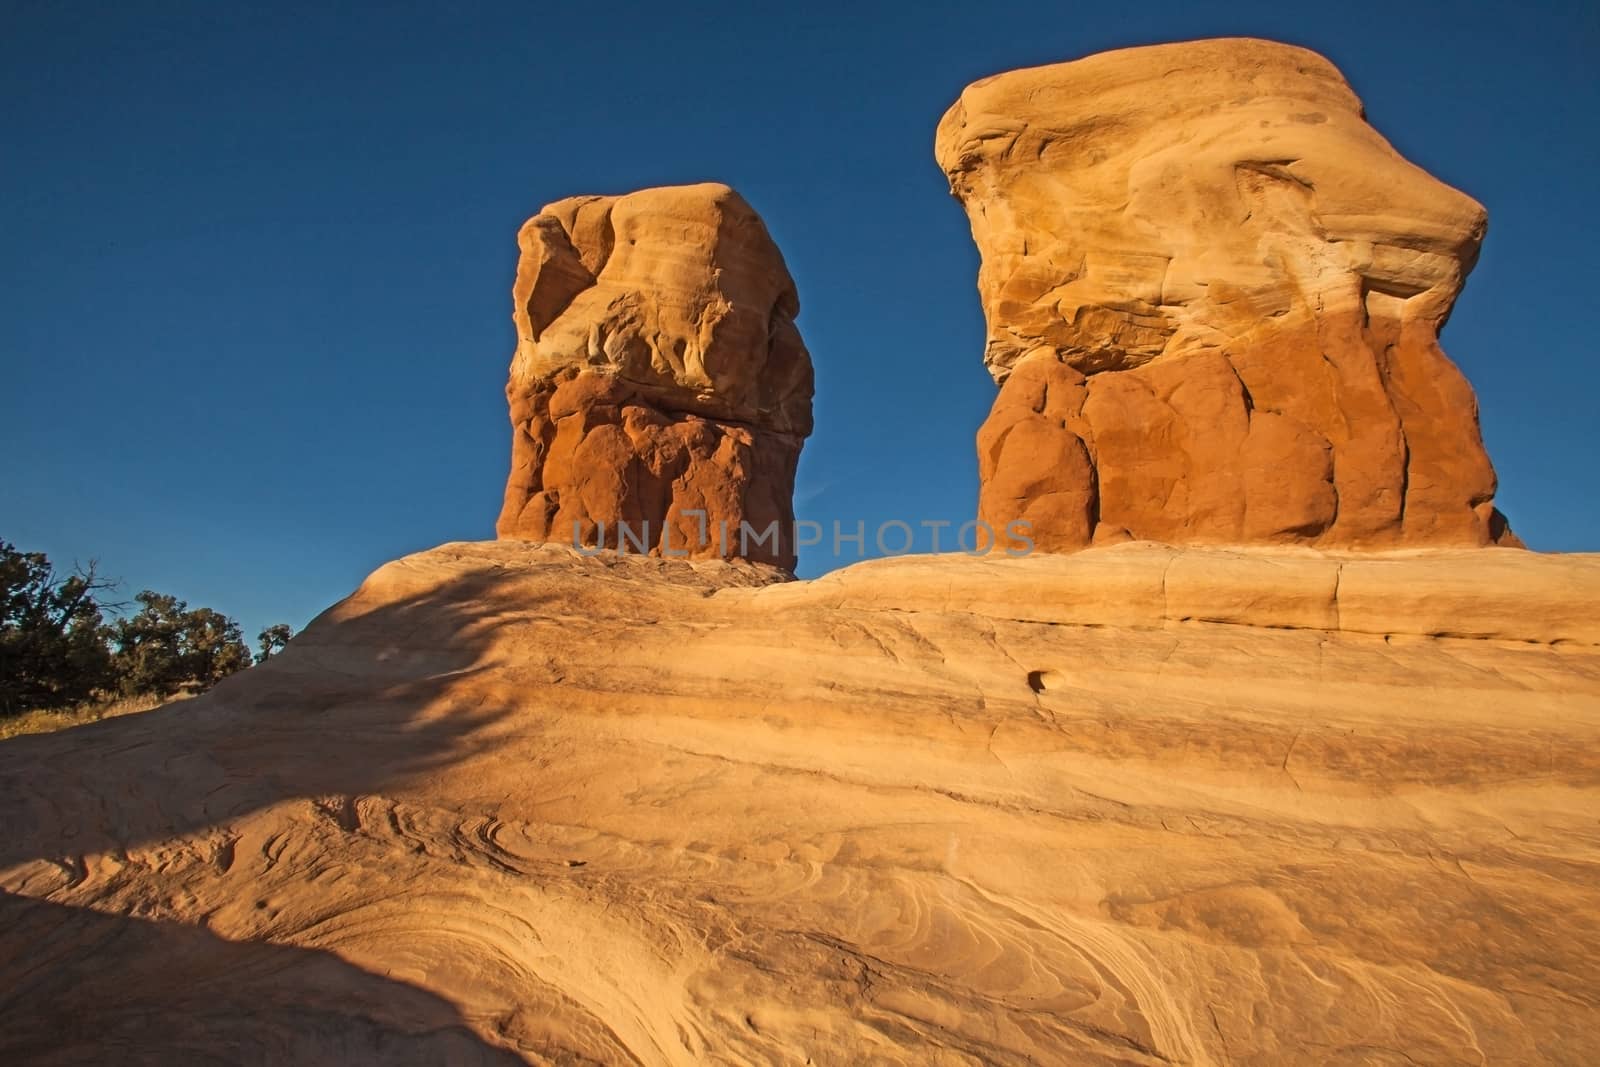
[495,183,814,569]
[936,38,1520,552]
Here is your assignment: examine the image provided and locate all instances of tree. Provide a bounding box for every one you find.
[255,623,294,664]
[184,606,253,687]
[0,542,118,716]
[112,591,251,697]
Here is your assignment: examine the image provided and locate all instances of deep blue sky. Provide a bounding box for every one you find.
[3,0,1596,639]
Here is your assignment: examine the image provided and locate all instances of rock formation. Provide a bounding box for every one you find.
[4,37,1595,1067]
[495,183,814,569]
[4,542,1599,1063]
[936,38,1520,552]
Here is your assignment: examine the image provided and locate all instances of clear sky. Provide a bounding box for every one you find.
[3,0,1596,640]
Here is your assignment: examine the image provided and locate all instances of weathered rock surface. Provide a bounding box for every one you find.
[5,542,1600,1064]
[936,39,1519,552]
[495,183,813,568]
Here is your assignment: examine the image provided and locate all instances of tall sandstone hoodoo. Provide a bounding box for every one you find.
[495,183,814,569]
[936,38,1520,552]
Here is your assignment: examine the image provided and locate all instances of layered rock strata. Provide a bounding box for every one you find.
[3,541,1598,1063]
[936,39,1520,551]
[495,183,814,568]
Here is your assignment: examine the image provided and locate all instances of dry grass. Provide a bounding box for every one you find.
[0,691,191,742]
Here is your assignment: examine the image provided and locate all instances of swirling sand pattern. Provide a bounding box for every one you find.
[3,542,1598,1064]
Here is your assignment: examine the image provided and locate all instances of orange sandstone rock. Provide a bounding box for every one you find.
[937,38,1520,552]
[495,183,813,568]
[6,541,1600,1063]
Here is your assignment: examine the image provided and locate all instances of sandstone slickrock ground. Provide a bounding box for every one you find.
[4,542,1598,1064]
[936,39,1518,551]
[495,184,814,569]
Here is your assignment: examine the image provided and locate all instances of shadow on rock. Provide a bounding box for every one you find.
[0,891,526,1065]
[0,558,542,1062]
